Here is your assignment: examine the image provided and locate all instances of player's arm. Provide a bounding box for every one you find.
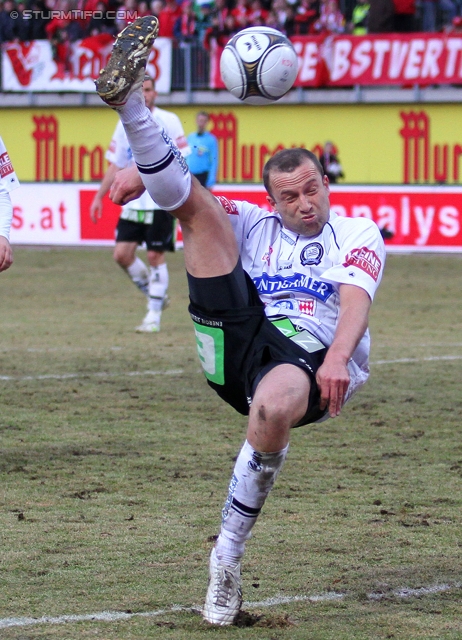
[90,162,121,222]
[316,284,371,418]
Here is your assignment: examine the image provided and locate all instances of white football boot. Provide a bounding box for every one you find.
[135,309,161,333]
[95,16,159,110]
[203,547,242,626]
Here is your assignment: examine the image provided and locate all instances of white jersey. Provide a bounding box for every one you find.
[219,197,386,398]
[0,136,20,241]
[106,107,191,221]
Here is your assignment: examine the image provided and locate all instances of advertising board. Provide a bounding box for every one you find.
[9,183,462,252]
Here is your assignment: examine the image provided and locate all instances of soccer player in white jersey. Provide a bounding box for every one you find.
[90,75,191,332]
[0,136,20,272]
[95,16,386,627]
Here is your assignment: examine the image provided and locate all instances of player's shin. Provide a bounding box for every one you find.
[148,264,168,312]
[126,256,149,297]
[118,100,191,211]
[215,439,288,566]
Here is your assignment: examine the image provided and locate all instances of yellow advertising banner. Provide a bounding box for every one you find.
[2,103,462,184]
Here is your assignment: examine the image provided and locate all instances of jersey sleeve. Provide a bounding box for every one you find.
[0,137,19,241]
[105,121,132,168]
[322,217,386,301]
[0,137,20,194]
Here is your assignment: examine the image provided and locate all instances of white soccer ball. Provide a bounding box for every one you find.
[220,26,299,105]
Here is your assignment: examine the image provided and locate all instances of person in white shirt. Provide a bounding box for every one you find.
[90,75,191,332]
[95,15,386,628]
[0,136,20,273]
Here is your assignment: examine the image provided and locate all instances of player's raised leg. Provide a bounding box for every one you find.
[95,16,239,279]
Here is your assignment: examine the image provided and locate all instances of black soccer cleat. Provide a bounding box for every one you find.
[95,16,159,109]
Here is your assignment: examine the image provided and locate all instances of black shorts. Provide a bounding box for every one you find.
[188,262,328,427]
[116,211,175,252]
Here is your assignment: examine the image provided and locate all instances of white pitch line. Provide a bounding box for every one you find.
[0,369,184,382]
[0,584,459,629]
[2,354,461,383]
[371,355,462,365]
[368,582,461,600]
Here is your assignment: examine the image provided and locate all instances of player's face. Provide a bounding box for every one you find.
[266,159,330,237]
[142,80,157,109]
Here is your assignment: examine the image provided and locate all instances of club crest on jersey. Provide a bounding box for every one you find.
[343,246,382,281]
[0,152,14,179]
[300,242,324,266]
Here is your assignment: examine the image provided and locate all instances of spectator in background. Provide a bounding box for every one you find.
[158,0,182,37]
[195,2,214,46]
[209,0,233,31]
[137,0,152,16]
[46,0,85,76]
[150,0,166,18]
[248,0,269,26]
[271,0,296,33]
[447,14,462,31]
[204,12,237,48]
[420,0,457,31]
[115,0,138,32]
[348,0,370,33]
[15,1,31,41]
[87,0,117,35]
[186,111,219,189]
[393,0,416,31]
[0,0,19,42]
[313,0,345,33]
[367,0,394,31]
[28,0,51,39]
[293,0,319,34]
[231,0,251,28]
[319,141,344,183]
[174,0,198,41]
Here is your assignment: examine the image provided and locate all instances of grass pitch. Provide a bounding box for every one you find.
[0,248,461,639]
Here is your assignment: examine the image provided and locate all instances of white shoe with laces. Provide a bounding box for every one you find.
[135,309,161,333]
[203,547,242,626]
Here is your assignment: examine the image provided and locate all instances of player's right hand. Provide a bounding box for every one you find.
[90,196,103,223]
[0,236,13,272]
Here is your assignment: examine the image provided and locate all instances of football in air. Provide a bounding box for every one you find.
[220,26,299,105]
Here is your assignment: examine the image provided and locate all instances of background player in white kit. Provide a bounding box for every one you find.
[0,136,20,273]
[90,75,191,332]
[95,16,386,627]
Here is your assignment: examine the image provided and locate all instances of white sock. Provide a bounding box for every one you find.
[215,439,289,566]
[148,263,169,312]
[126,256,149,297]
[118,95,191,211]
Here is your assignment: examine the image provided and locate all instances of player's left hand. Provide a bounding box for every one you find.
[316,359,350,418]
[110,165,146,205]
[0,236,13,272]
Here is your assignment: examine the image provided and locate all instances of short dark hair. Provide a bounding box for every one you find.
[143,74,156,90]
[263,148,324,197]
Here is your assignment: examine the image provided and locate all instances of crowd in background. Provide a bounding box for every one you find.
[1,0,462,51]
